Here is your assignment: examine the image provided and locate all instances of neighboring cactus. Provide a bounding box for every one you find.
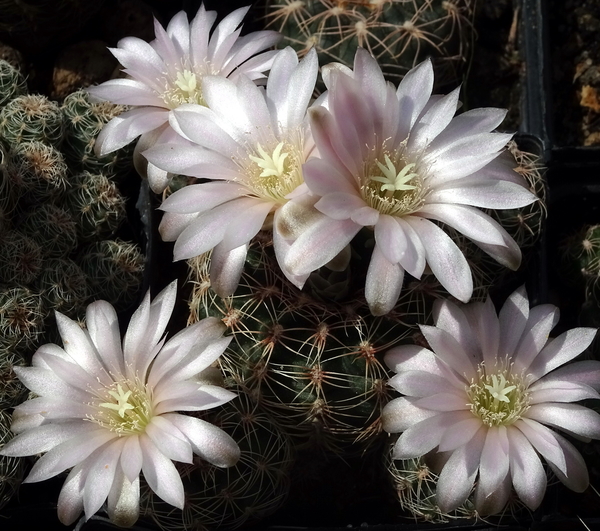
[560,224,600,305]
[0,409,25,511]
[61,89,133,178]
[63,170,127,241]
[0,350,27,409]
[0,94,64,147]
[5,140,69,203]
[0,286,45,355]
[141,392,294,531]
[20,203,78,258]
[0,230,43,285]
[34,258,90,318]
[260,0,475,91]
[0,58,26,106]
[77,239,145,311]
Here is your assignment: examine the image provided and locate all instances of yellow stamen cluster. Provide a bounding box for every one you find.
[162,69,206,108]
[88,379,153,435]
[466,362,530,427]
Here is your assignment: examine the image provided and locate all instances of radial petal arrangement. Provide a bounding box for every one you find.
[88,3,281,192]
[382,285,600,515]
[0,282,239,527]
[144,46,320,296]
[283,48,538,315]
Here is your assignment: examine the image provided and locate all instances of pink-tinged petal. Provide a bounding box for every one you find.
[170,104,242,154]
[164,413,240,467]
[350,206,380,226]
[436,425,486,512]
[86,301,124,378]
[266,47,299,120]
[365,244,404,316]
[427,178,537,209]
[14,366,89,402]
[414,392,469,412]
[231,49,279,81]
[407,86,460,152]
[526,403,600,439]
[154,384,236,415]
[210,242,249,297]
[55,312,110,384]
[514,418,566,474]
[220,200,274,252]
[87,79,165,107]
[160,181,246,215]
[139,435,185,509]
[437,417,483,452]
[536,360,600,391]
[392,410,473,459]
[528,328,597,381]
[207,5,249,62]
[461,297,500,368]
[419,325,476,381]
[25,429,115,483]
[166,11,190,54]
[144,416,193,464]
[173,197,261,260]
[32,352,102,396]
[388,370,460,397]
[107,469,139,528]
[83,438,126,519]
[506,426,546,510]
[432,298,481,364]
[159,210,200,241]
[395,217,426,278]
[426,108,508,153]
[498,285,529,358]
[470,218,522,271]
[189,4,216,66]
[404,216,473,303]
[57,464,85,526]
[547,431,589,492]
[285,217,361,276]
[384,345,440,375]
[418,203,506,246]
[395,59,434,142]
[95,108,169,155]
[152,18,181,77]
[529,380,600,404]
[512,304,559,373]
[0,421,93,457]
[120,435,143,484]
[303,157,358,197]
[374,215,407,264]
[382,396,439,433]
[427,150,505,183]
[13,396,92,421]
[477,426,510,502]
[222,31,282,78]
[474,470,512,516]
[352,48,387,133]
[103,37,164,83]
[31,343,70,366]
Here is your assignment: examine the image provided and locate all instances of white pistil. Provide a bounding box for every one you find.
[174,70,198,95]
[484,374,516,405]
[100,383,134,418]
[371,155,418,193]
[249,142,290,178]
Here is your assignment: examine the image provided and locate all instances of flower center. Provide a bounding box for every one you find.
[361,147,427,217]
[162,69,206,108]
[88,379,153,435]
[246,140,304,204]
[466,362,530,427]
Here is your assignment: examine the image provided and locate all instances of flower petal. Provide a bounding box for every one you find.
[365,244,404,316]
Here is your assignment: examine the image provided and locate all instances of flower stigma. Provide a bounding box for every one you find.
[162,69,206,108]
[89,378,153,435]
[246,140,304,204]
[466,361,530,427]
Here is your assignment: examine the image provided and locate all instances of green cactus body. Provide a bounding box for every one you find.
[0,350,27,409]
[34,258,89,318]
[0,59,26,107]
[61,90,133,178]
[261,0,474,90]
[141,393,294,531]
[76,239,145,311]
[0,230,43,285]
[63,171,127,241]
[560,224,600,304]
[0,286,45,355]
[0,409,25,511]
[188,235,411,452]
[0,94,64,147]
[6,140,69,203]
[20,203,78,258]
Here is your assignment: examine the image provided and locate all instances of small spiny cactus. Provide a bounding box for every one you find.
[0,286,45,355]
[0,58,26,106]
[20,203,78,258]
[0,409,26,511]
[0,350,27,409]
[0,230,44,285]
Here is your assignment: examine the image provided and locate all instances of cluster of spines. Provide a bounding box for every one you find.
[260,0,475,92]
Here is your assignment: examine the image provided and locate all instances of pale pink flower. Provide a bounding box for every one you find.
[88,4,281,192]
[283,49,538,315]
[0,282,239,527]
[382,286,600,515]
[143,47,319,296]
